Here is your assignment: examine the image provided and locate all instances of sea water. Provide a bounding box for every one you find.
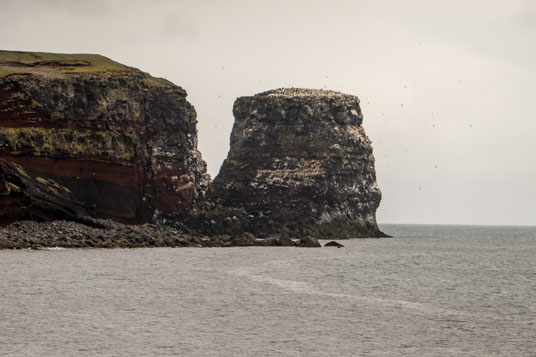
[1,224,535,356]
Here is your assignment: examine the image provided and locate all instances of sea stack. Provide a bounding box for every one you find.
[210,88,385,238]
[0,51,209,225]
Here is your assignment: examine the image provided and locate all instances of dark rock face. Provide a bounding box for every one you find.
[210,88,385,238]
[324,241,344,248]
[296,235,321,247]
[0,51,209,226]
[231,232,256,246]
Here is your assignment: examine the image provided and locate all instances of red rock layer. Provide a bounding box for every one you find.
[0,51,210,225]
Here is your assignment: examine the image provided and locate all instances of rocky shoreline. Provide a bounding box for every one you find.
[0,219,330,249]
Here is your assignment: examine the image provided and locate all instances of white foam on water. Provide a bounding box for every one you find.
[235,269,499,321]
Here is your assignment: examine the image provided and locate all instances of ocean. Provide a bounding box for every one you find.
[1,224,535,356]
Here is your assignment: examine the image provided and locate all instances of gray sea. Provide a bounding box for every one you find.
[1,224,535,356]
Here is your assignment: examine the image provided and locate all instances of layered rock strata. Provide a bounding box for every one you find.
[210,88,385,238]
[0,51,209,225]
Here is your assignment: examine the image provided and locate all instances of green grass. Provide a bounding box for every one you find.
[0,50,132,77]
[0,50,126,68]
[0,50,174,87]
[0,126,137,160]
[145,76,175,87]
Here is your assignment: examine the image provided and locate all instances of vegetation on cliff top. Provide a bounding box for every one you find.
[0,50,125,73]
[0,50,173,87]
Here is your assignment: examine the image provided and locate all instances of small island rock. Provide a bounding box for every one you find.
[209,88,386,238]
[324,241,344,248]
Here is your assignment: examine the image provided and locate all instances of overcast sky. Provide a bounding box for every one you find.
[1,0,535,225]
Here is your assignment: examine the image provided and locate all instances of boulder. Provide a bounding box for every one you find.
[296,235,321,248]
[324,241,344,248]
[257,236,280,246]
[279,235,296,247]
[231,232,256,246]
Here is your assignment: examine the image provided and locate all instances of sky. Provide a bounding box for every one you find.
[1,0,535,226]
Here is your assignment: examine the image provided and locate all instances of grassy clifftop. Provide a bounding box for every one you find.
[0,50,173,87]
[0,50,127,74]
[0,50,125,67]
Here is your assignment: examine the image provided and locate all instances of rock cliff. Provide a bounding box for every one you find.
[0,50,209,225]
[209,88,385,238]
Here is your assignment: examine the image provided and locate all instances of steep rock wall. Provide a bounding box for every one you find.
[209,88,384,238]
[0,50,209,225]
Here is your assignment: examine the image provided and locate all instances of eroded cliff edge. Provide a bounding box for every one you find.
[0,50,209,225]
[208,88,385,238]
